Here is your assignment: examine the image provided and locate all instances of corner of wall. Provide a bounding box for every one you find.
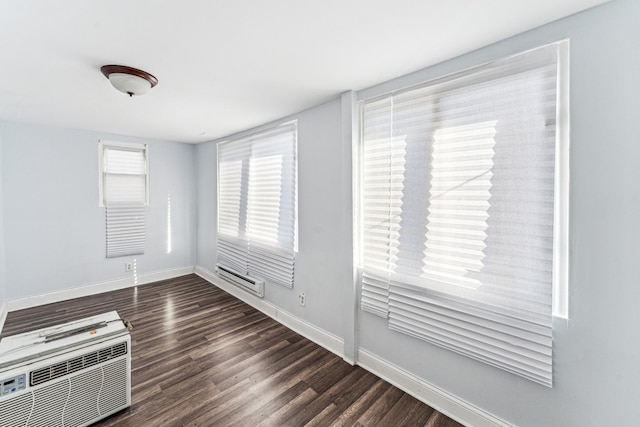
[195,265,346,360]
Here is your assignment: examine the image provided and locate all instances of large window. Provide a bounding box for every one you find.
[99,141,148,258]
[217,121,298,288]
[358,42,568,387]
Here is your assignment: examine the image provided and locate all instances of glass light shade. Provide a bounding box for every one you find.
[108,73,152,96]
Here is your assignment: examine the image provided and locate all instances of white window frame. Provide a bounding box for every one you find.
[553,40,570,319]
[216,121,298,288]
[98,140,149,207]
[356,40,570,386]
[99,140,149,259]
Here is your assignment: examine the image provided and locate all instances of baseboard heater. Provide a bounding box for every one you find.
[216,264,264,298]
[0,311,131,427]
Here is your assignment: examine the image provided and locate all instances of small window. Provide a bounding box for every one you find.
[99,141,149,258]
[99,141,149,207]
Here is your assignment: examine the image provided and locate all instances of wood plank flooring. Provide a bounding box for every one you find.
[1,274,464,427]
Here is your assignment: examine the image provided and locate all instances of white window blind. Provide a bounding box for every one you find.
[217,122,297,288]
[100,142,148,258]
[359,42,568,387]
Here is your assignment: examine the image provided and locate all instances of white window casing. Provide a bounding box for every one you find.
[99,141,148,258]
[217,121,298,288]
[358,41,569,387]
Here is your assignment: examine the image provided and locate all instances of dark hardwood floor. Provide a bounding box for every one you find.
[1,274,464,427]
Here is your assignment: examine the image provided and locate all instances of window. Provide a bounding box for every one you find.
[99,141,149,258]
[358,42,568,387]
[217,121,298,288]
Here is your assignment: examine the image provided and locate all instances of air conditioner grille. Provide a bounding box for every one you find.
[51,362,67,380]
[28,380,69,426]
[0,392,32,426]
[63,367,101,426]
[99,359,128,415]
[84,352,98,367]
[30,342,128,387]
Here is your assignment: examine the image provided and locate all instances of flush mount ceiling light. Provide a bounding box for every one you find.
[101,65,158,97]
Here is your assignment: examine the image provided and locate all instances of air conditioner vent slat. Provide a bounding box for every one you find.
[29,342,128,387]
[84,352,98,368]
[51,362,67,379]
[112,343,127,358]
[67,357,83,374]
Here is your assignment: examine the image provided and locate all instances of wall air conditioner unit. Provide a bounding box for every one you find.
[0,311,131,427]
[216,264,264,298]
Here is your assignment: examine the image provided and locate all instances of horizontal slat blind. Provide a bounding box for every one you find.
[217,122,297,288]
[106,203,145,258]
[102,143,147,258]
[360,43,561,386]
[361,271,390,317]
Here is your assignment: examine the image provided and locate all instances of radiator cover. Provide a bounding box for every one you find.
[217,264,265,297]
[0,311,131,427]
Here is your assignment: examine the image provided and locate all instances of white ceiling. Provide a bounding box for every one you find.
[0,0,609,143]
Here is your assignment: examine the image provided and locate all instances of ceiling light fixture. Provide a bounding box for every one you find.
[101,65,158,97]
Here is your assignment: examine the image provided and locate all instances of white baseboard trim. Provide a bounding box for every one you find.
[4,263,508,427]
[7,266,195,312]
[357,349,511,427]
[195,265,345,360]
[0,301,7,334]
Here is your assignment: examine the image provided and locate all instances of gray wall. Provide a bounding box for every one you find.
[196,0,640,425]
[196,98,351,339]
[356,0,640,425]
[0,121,197,300]
[0,137,5,306]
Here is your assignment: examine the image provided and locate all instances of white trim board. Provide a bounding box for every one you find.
[195,265,345,360]
[4,264,510,427]
[7,266,195,312]
[196,264,510,427]
[357,349,511,427]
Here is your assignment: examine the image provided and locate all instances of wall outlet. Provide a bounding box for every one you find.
[125,262,133,272]
[298,292,306,307]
